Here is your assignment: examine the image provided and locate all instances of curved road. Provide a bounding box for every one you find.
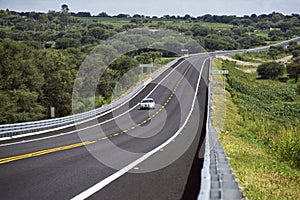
[0,54,210,200]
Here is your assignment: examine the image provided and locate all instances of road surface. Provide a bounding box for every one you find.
[0,54,210,200]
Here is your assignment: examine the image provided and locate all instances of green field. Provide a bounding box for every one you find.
[79,17,132,23]
[211,57,300,199]
[78,16,233,29]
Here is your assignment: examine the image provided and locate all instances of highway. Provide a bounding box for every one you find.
[0,54,210,200]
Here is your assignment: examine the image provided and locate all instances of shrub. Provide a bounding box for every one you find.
[287,59,300,83]
[257,62,285,80]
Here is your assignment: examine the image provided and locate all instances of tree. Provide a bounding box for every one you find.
[183,14,191,20]
[202,14,213,22]
[0,39,46,123]
[269,30,284,41]
[191,24,210,36]
[37,50,78,117]
[116,14,130,18]
[287,58,300,82]
[110,55,139,71]
[292,50,300,58]
[76,12,91,17]
[268,46,284,58]
[288,44,300,58]
[61,4,69,13]
[133,14,142,18]
[136,51,162,64]
[55,38,80,49]
[271,12,283,23]
[231,26,248,35]
[88,27,108,40]
[257,62,285,80]
[97,12,109,17]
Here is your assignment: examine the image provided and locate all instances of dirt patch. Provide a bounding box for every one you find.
[216,55,260,67]
[275,55,293,64]
[217,55,293,67]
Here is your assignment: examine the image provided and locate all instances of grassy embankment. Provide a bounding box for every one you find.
[211,56,300,199]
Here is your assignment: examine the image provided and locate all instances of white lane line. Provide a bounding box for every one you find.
[71,56,209,200]
[0,59,187,147]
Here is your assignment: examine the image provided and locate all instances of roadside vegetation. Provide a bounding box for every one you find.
[212,44,300,199]
[1,6,300,124]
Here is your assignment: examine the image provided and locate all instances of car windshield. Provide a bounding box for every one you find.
[142,99,153,103]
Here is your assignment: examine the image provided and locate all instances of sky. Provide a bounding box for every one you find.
[0,0,299,16]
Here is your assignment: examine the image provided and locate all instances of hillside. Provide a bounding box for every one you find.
[1,9,300,124]
[211,47,300,199]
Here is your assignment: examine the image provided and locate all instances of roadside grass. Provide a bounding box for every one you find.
[211,59,300,199]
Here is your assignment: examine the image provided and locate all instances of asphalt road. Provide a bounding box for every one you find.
[0,54,210,200]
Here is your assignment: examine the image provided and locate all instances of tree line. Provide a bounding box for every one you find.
[1,9,299,51]
[0,8,300,124]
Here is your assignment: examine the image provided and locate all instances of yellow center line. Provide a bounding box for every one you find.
[0,141,96,165]
[99,136,108,140]
[0,64,194,166]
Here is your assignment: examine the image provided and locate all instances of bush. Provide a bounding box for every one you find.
[287,59,300,83]
[257,62,285,80]
[55,37,80,49]
[267,46,284,58]
[278,77,289,82]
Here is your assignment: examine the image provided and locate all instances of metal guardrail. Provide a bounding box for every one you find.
[198,57,242,200]
[0,85,143,139]
[0,58,181,140]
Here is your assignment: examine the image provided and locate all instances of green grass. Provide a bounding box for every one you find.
[194,21,233,29]
[255,31,269,39]
[78,17,132,23]
[211,58,300,199]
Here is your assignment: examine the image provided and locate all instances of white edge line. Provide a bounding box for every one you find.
[0,58,186,147]
[71,56,209,200]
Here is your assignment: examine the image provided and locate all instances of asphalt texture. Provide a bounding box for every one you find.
[0,55,210,200]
